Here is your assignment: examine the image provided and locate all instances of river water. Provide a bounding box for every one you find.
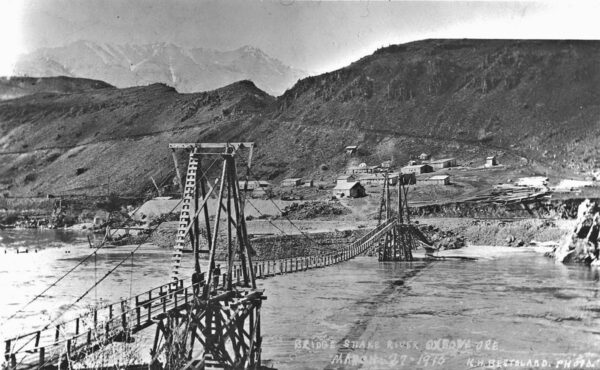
[1,230,600,369]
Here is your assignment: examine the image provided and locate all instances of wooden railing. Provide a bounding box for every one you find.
[4,219,397,369]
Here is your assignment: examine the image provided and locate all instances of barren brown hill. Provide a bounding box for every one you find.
[256,39,600,179]
[1,39,599,196]
[0,80,274,196]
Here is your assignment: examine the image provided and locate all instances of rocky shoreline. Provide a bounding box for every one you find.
[549,200,600,266]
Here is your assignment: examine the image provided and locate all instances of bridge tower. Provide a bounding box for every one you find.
[378,173,417,261]
[151,142,265,369]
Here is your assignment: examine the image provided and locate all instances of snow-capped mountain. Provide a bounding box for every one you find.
[13,41,307,96]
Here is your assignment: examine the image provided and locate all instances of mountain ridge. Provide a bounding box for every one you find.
[13,41,307,96]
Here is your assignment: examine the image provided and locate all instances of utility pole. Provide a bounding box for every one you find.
[398,178,403,224]
[385,172,390,220]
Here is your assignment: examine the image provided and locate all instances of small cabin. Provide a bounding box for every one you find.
[419,175,450,186]
[332,181,366,199]
[429,158,457,170]
[281,178,303,187]
[485,156,498,168]
[238,180,271,191]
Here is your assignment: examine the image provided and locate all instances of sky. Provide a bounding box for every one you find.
[1,0,600,76]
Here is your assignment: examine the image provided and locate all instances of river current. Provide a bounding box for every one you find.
[1,229,599,369]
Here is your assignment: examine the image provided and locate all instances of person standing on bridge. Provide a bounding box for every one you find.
[192,270,202,296]
[213,264,221,289]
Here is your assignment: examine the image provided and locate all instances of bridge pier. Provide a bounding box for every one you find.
[149,287,264,370]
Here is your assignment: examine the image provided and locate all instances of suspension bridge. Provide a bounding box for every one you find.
[3,142,428,370]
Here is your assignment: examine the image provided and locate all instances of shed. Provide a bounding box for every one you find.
[484,156,498,168]
[401,164,433,174]
[332,181,366,199]
[429,158,457,170]
[344,145,358,155]
[381,160,392,168]
[419,175,450,186]
[419,153,430,160]
[281,178,303,187]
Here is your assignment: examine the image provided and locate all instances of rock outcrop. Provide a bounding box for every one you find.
[552,199,599,264]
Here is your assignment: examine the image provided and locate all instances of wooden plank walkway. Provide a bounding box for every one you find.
[4,218,397,369]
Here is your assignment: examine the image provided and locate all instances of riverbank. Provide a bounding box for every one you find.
[416,217,573,247]
[432,244,555,259]
[143,217,574,263]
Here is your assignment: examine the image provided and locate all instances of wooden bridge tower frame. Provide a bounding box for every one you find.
[378,173,415,262]
[151,142,265,370]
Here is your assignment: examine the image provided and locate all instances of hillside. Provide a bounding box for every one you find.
[13,41,307,96]
[0,80,274,196]
[263,39,600,178]
[1,39,599,197]
[0,76,113,100]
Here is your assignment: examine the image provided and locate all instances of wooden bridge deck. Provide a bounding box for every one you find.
[4,219,398,369]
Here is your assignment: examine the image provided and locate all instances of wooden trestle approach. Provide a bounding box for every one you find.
[3,143,431,370]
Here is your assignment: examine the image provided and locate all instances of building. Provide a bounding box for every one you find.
[344,145,358,155]
[348,163,378,174]
[419,153,430,160]
[419,175,450,186]
[281,178,303,187]
[485,156,498,168]
[332,181,366,199]
[358,173,399,186]
[429,158,457,170]
[381,160,392,169]
[401,164,433,174]
[238,180,271,191]
[337,174,356,184]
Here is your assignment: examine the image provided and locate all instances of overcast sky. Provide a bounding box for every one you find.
[1,1,599,75]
